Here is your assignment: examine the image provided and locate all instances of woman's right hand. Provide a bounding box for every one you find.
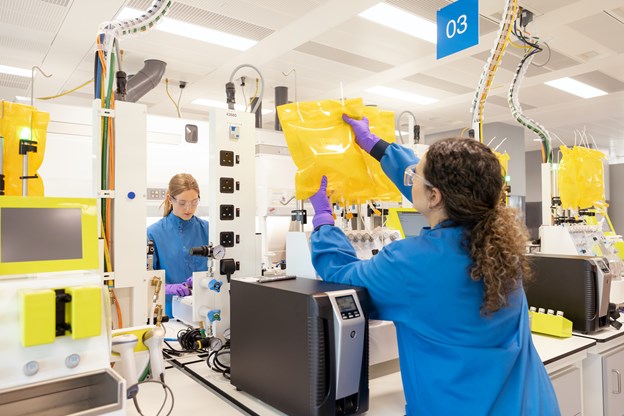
[342,114,379,153]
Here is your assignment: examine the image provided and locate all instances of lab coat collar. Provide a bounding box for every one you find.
[167,212,194,229]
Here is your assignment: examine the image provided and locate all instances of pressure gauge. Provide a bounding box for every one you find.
[212,245,226,260]
[223,328,231,341]
[210,337,223,351]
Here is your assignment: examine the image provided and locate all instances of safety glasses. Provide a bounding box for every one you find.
[404,164,433,187]
[171,196,200,208]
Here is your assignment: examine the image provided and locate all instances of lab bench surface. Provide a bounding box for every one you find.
[123,321,599,416]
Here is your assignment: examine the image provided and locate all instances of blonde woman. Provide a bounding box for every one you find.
[147,173,208,317]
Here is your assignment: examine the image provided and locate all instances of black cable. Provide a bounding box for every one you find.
[206,344,231,379]
[531,42,551,68]
[177,327,203,350]
[162,326,209,355]
[129,379,175,416]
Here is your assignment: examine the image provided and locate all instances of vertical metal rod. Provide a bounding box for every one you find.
[22,153,28,196]
[0,136,4,195]
[296,200,304,232]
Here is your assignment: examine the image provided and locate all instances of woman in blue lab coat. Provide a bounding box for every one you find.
[308,115,560,415]
[147,173,209,317]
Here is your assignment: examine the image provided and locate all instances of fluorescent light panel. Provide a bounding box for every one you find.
[192,98,273,115]
[118,8,257,51]
[544,77,607,99]
[359,3,437,44]
[0,64,31,78]
[365,86,438,105]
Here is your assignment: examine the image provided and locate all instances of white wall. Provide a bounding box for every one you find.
[36,101,211,217]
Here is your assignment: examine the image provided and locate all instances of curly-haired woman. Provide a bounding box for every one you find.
[309,115,559,416]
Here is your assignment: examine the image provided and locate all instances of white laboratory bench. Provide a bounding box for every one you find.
[122,320,608,416]
[575,324,624,416]
[532,333,596,416]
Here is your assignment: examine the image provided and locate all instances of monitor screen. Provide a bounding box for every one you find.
[0,196,98,275]
[397,211,429,237]
[1,207,83,262]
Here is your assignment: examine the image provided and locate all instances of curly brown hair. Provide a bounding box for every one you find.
[423,138,532,314]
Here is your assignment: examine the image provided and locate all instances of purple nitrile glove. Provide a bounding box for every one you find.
[342,114,380,153]
[165,283,191,296]
[185,276,193,288]
[309,176,334,228]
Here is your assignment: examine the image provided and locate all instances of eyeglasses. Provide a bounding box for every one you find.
[404,164,433,187]
[171,196,200,208]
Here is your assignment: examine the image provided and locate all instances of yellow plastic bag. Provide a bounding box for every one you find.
[1,101,49,196]
[494,151,510,177]
[277,98,401,203]
[360,107,401,202]
[558,145,606,209]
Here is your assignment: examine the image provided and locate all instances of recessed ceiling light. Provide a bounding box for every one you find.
[544,77,607,99]
[358,3,437,44]
[365,86,438,105]
[0,64,31,78]
[117,8,257,51]
[192,98,273,115]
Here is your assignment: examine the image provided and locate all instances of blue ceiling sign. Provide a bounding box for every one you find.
[436,0,479,59]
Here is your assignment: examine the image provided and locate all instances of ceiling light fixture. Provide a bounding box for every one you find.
[365,86,438,105]
[544,77,607,99]
[0,64,31,78]
[358,3,437,44]
[192,98,273,115]
[117,8,257,51]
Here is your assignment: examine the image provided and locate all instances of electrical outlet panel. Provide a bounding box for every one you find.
[197,108,256,339]
[147,187,167,200]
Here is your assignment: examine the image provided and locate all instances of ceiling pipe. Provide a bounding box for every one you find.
[125,59,167,103]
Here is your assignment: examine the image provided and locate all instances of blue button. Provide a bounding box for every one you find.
[128,191,136,199]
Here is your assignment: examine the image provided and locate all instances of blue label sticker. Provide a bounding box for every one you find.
[436,0,479,59]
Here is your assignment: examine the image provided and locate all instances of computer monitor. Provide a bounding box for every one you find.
[0,196,99,276]
[386,208,429,238]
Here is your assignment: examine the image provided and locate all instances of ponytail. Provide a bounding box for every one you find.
[468,205,532,314]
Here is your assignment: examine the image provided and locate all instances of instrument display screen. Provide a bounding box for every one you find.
[336,295,358,313]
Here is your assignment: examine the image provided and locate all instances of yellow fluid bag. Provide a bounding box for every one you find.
[360,107,401,202]
[494,150,510,177]
[277,98,400,203]
[1,101,49,196]
[558,145,606,210]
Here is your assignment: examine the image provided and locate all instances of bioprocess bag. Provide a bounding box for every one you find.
[494,151,510,177]
[277,98,401,203]
[1,101,49,196]
[558,145,606,210]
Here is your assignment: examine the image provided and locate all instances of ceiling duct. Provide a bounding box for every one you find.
[125,59,167,103]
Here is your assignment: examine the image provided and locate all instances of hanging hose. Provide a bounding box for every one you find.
[508,48,551,163]
[227,64,265,115]
[470,0,518,142]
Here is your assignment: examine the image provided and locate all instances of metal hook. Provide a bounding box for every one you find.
[281,69,297,102]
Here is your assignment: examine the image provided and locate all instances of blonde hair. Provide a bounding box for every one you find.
[161,173,200,216]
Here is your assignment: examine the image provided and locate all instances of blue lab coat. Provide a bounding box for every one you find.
[147,212,209,317]
[310,142,560,415]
